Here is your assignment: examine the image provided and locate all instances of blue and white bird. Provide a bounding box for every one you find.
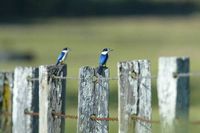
[97,48,113,75]
[56,48,70,65]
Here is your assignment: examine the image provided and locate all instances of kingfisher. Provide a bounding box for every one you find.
[97,48,113,75]
[56,48,70,65]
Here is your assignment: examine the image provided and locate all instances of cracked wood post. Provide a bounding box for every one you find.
[39,64,66,133]
[0,72,13,133]
[118,60,152,133]
[77,66,109,133]
[157,57,189,133]
[12,67,39,133]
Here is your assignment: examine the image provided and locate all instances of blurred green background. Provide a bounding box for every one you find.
[1,0,200,133]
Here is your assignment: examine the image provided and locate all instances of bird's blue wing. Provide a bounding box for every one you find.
[99,54,108,65]
[56,52,65,65]
[57,52,65,60]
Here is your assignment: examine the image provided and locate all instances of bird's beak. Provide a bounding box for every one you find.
[68,48,71,51]
[109,49,113,52]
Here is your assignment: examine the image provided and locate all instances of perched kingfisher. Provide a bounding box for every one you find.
[97,48,113,75]
[56,48,70,65]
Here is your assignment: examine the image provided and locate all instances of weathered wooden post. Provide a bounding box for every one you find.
[39,64,66,133]
[77,66,109,133]
[118,60,152,133]
[157,57,189,133]
[12,67,39,133]
[0,72,13,133]
[3,72,14,91]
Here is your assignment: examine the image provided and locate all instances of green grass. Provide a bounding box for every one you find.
[1,16,200,132]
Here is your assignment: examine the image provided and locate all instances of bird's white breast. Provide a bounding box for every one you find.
[101,51,108,55]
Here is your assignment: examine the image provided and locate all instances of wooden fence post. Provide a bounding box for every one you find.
[0,72,13,133]
[118,60,152,133]
[12,67,39,133]
[77,66,109,133]
[39,65,66,133]
[157,57,189,133]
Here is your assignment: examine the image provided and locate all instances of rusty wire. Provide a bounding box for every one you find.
[6,71,200,124]
[0,110,199,125]
[131,115,159,124]
[24,110,39,116]
[90,114,118,122]
[22,111,200,125]
[190,121,200,125]
[0,111,11,116]
[52,112,78,120]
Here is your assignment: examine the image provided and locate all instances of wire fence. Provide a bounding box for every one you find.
[1,70,200,132]
[2,109,200,125]
[27,71,200,81]
[21,71,200,125]
[18,110,200,125]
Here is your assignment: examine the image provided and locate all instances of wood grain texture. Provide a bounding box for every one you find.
[39,64,66,133]
[12,67,39,133]
[157,57,189,133]
[0,72,13,133]
[77,66,109,133]
[118,60,151,133]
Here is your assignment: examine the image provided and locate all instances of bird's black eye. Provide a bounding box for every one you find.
[103,48,108,51]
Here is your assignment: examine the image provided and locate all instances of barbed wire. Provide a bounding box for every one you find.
[1,110,200,125]
[21,110,200,125]
[52,112,78,120]
[90,114,118,122]
[26,72,200,81]
[131,115,159,124]
[190,121,200,125]
[174,72,200,78]
[24,110,39,116]
[0,111,11,116]
[17,71,200,126]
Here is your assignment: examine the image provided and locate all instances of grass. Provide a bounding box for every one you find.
[0,16,200,132]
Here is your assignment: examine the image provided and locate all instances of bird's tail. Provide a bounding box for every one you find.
[56,61,59,66]
[97,65,103,75]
